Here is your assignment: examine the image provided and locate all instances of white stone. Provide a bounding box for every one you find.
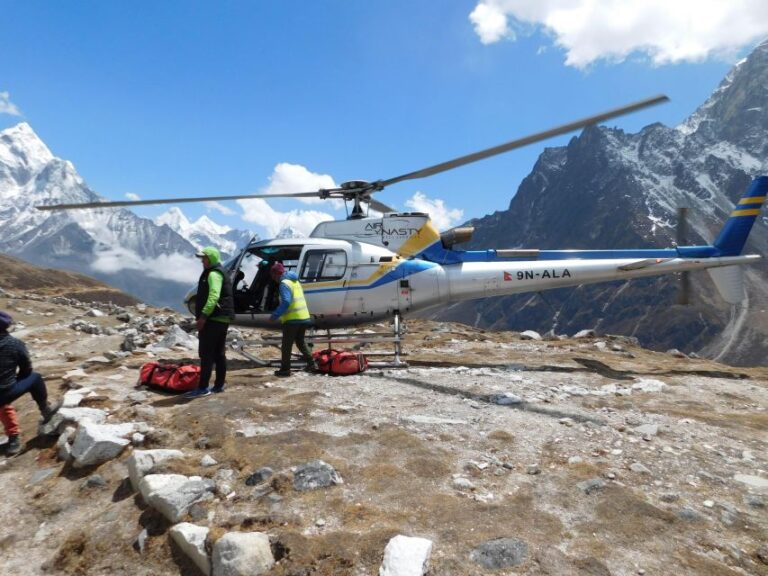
[127,449,185,491]
[70,422,139,468]
[733,474,768,490]
[630,462,652,474]
[149,325,198,352]
[520,330,542,341]
[634,424,659,437]
[62,391,86,408]
[201,455,218,467]
[402,415,467,425]
[632,379,666,393]
[490,393,523,405]
[379,534,433,576]
[572,329,596,338]
[452,477,475,491]
[170,523,210,576]
[63,368,88,381]
[39,407,109,436]
[139,474,215,523]
[212,532,275,576]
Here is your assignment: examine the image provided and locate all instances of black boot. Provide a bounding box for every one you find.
[6,435,21,455]
[40,400,62,424]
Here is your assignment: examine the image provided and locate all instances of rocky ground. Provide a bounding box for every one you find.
[0,287,766,576]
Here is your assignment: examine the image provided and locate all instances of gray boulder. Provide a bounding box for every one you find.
[127,449,185,491]
[293,460,343,491]
[70,422,141,468]
[139,474,215,523]
[170,523,211,576]
[212,532,274,576]
[470,537,528,569]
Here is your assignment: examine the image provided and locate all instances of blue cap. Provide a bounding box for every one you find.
[0,311,12,330]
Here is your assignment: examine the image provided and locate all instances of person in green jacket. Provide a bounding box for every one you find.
[186,246,235,398]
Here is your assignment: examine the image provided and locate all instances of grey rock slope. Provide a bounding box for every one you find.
[428,40,768,366]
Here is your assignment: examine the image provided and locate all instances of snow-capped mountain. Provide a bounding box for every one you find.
[275,226,305,239]
[0,123,200,309]
[154,207,255,260]
[429,39,768,366]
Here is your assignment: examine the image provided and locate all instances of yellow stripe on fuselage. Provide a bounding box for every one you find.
[731,209,762,216]
[738,196,766,205]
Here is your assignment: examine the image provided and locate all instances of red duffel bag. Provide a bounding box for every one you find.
[138,362,200,392]
[312,349,368,376]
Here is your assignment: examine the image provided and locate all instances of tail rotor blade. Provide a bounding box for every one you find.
[676,207,690,305]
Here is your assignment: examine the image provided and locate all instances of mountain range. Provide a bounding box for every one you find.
[2,41,768,364]
[427,39,768,366]
[0,124,254,309]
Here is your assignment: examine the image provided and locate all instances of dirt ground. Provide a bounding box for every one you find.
[0,291,766,575]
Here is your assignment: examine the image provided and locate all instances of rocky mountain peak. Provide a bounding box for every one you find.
[431,41,768,366]
[155,207,192,232]
[679,40,768,159]
[0,122,55,184]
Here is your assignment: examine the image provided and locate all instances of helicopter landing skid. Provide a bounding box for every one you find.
[231,314,409,369]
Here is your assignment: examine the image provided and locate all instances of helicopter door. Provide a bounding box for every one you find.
[299,248,349,317]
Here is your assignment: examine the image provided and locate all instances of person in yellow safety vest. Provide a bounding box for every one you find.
[269,262,317,377]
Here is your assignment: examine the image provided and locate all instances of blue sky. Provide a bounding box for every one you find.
[2,1,767,236]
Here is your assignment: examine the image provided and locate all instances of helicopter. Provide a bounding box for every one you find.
[37,95,765,363]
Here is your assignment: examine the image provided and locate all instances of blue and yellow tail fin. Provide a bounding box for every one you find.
[713,176,768,256]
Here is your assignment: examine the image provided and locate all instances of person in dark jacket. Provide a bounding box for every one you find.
[247,259,272,312]
[0,311,60,453]
[186,246,235,398]
[269,262,316,377]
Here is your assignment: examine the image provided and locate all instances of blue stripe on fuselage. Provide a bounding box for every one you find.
[303,259,437,294]
[416,241,719,264]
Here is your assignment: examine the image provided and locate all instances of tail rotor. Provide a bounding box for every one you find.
[676,207,691,305]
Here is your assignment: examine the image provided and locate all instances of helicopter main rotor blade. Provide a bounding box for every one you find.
[364,197,397,213]
[35,190,339,211]
[378,95,669,188]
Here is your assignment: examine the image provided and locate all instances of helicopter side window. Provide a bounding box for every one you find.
[300,250,347,282]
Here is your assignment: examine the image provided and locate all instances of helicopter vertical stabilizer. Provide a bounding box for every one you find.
[712,176,768,256]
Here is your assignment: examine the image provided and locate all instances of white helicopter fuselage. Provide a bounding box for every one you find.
[195,198,763,330]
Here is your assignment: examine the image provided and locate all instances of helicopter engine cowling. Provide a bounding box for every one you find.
[440,226,474,248]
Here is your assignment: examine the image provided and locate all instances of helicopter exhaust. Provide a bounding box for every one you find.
[440,226,474,248]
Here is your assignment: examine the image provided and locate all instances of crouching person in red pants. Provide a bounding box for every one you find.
[0,311,60,454]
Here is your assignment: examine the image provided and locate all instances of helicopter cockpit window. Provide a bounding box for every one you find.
[300,250,347,282]
[247,246,303,272]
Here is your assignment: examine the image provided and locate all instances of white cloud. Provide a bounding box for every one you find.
[236,198,335,237]
[205,201,235,216]
[469,1,768,67]
[91,246,199,284]
[125,192,140,201]
[263,162,339,205]
[470,2,515,44]
[405,192,464,231]
[0,91,21,116]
